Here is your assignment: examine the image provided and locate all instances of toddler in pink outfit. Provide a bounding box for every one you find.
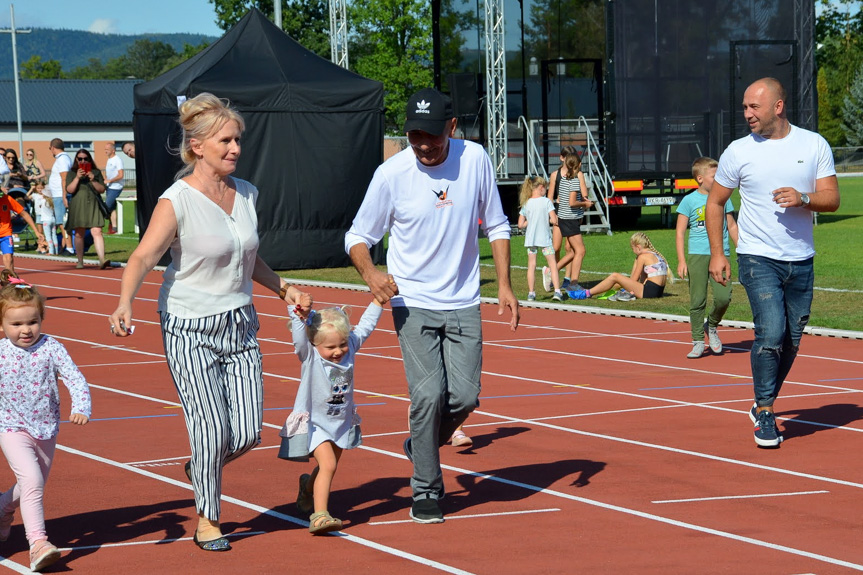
[0,270,91,572]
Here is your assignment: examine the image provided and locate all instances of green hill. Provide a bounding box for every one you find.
[0,27,218,79]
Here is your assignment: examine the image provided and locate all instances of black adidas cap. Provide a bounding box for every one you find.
[403,88,454,134]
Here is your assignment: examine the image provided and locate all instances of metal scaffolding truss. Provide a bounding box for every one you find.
[329,0,349,69]
[795,0,816,130]
[484,0,508,178]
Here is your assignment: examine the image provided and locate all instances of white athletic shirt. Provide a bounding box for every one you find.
[157,178,260,318]
[714,125,835,261]
[345,139,511,310]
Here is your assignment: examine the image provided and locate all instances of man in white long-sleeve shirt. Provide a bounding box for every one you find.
[345,88,519,524]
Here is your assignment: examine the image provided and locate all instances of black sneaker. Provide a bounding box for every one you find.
[754,409,781,448]
[409,495,444,524]
[403,437,413,462]
[749,403,783,443]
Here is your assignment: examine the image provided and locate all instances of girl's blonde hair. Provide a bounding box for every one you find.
[630,232,674,283]
[175,92,245,180]
[0,270,45,320]
[519,176,548,207]
[306,307,352,345]
[561,146,581,179]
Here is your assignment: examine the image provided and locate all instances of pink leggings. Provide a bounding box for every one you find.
[0,432,56,545]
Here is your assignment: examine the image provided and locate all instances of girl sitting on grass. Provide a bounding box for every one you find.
[568,232,669,301]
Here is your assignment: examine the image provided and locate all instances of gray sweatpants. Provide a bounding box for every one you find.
[392,305,482,500]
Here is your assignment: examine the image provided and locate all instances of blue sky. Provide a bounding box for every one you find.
[0,0,225,36]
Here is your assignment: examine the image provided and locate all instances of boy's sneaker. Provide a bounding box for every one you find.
[542,266,553,292]
[561,278,571,290]
[409,494,444,524]
[707,324,723,353]
[552,291,563,302]
[29,540,60,572]
[567,289,589,300]
[753,410,781,448]
[686,341,705,359]
[527,292,536,301]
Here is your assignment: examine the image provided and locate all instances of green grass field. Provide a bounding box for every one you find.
[97,177,862,332]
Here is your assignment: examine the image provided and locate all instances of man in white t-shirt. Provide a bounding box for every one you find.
[47,138,72,232]
[706,77,840,449]
[103,141,124,234]
[345,88,519,524]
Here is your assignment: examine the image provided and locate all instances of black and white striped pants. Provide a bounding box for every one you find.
[160,305,263,521]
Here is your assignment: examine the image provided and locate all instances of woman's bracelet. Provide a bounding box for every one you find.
[279,283,288,300]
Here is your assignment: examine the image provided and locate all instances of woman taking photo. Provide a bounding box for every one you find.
[109,92,311,552]
[65,149,109,269]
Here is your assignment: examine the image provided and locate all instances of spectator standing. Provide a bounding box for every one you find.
[103,142,124,234]
[47,140,73,255]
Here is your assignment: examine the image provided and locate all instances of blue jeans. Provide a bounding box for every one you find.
[392,305,482,499]
[738,254,813,407]
[105,187,122,212]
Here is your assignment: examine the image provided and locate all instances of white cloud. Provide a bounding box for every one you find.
[88,18,118,34]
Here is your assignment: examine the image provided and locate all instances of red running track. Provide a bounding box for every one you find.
[1,255,862,574]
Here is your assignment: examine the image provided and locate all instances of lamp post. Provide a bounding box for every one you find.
[0,4,31,156]
[519,0,527,118]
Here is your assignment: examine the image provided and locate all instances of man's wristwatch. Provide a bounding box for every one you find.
[800,193,811,206]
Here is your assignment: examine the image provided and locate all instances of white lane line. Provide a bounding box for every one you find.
[54,444,476,575]
[63,341,863,493]
[358,445,863,572]
[368,508,561,526]
[652,490,830,504]
[0,557,30,574]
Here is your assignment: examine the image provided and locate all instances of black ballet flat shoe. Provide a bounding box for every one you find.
[193,532,231,552]
[184,460,192,481]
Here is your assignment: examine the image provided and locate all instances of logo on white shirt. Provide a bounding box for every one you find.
[431,186,452,208]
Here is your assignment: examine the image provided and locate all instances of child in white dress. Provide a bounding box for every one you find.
[278,299,382,534]
[0,271,91,572]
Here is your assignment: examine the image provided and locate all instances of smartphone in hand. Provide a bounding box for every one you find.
[79,161,91,173]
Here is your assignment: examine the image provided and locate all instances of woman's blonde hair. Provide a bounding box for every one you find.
[306,307,352,345]
[519,176,548,207]
[0,270,45,320]
[175,93,245,179]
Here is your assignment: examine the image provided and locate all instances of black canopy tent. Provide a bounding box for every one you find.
[132,8,384,269]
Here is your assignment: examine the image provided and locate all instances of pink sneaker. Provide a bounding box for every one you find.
[29,540,60,572]
[450,429,473,447]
